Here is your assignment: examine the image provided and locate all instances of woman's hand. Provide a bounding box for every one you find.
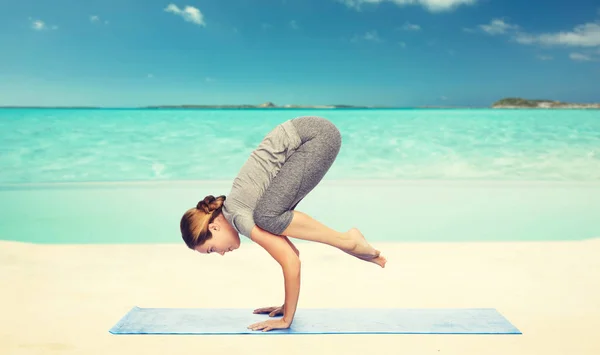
[248,318,291,332]
[253,305,284,317]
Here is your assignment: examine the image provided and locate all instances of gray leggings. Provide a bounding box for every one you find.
[252,116,342,235]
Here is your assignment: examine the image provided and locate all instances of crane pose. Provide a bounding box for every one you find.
[180,116,386,332]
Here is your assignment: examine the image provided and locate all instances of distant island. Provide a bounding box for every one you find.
[143,102,375,109]
[492,97,600,109]
[144,103,483,109]
[2,98,599,109]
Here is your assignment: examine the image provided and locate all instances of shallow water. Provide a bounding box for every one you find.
[1,108,599,183]
[1,108,598,244]
[1,180,598,244]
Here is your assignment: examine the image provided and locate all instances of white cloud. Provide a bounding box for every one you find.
[514,22,600,47]
[352,30,383,42]
[29,18,57,31]
[398,41,406,47]
[401,22,421,31]
[479,18,519,35]
[90,15,108,25]
[569,53,593,61]
[164,4,205,26]
[337,0,477,12]
[32,20,45,30]
[147,74,154,78]
[470,18,600,61]
[472,18,600,64]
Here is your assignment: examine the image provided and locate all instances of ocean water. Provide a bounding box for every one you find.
[1,108,599,244]
[1,108,599,183]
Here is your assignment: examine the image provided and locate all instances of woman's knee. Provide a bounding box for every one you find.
[328,123,341,151]
[294,116,341,146]
[314,117,341,151]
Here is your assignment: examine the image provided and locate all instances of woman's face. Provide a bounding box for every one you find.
[194,214,240,255]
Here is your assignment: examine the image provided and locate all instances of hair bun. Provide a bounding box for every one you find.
[196,194,226,214]
[196,200,209,213]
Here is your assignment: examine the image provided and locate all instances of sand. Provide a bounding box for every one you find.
[2,238,600,355]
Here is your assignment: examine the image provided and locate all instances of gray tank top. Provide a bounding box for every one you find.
[222,119,302,237]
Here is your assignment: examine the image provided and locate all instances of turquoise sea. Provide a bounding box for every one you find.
[1,108,599,244]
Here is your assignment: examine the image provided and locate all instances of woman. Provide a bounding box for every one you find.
[180,116,386,332]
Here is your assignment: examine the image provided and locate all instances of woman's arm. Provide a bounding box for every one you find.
[250,225,301,326]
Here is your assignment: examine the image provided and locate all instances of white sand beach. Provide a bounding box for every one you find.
[2,238,600,355]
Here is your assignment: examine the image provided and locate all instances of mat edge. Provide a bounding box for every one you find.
[108,307,521,335]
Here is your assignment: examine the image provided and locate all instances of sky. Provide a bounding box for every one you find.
[1,0,599,107]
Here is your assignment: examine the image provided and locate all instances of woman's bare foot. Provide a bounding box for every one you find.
[342,228,386,268]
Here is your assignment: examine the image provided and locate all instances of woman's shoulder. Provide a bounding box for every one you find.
[222,202,254,238]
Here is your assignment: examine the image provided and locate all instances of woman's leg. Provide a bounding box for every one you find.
[253,116,340,236]
[253,116,384,267]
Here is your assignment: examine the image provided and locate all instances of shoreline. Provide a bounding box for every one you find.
[0,106,486,110]
[3,237,599,245]
[2,179,599,244]
[2,178,600,189]
[2,106,599,110]
[3,97,600,110]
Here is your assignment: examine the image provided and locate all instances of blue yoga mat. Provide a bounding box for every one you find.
[109,307,521,335]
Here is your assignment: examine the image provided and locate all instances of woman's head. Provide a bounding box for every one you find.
[180,194,240,255]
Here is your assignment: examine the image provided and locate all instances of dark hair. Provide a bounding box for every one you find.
[180,195,226,249]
